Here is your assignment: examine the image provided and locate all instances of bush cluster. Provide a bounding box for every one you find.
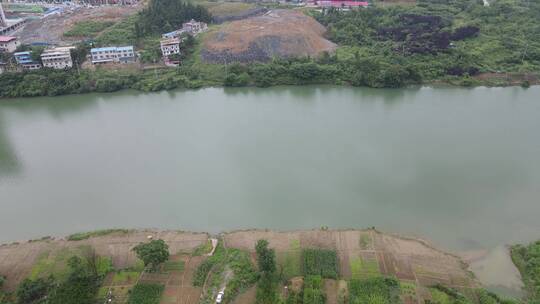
[302,249,338,279]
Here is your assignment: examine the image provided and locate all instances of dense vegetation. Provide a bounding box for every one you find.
[349,277,401,304]
[132,239,170,272]
[135,0,212,36]
[193,241,226,287]
[256,240,279,304]
[302,249,338,279]
[127,283,164,304]
[303,275,326,304]
[315,0,540,82]
[12,249,111,304]
[2,0,540,99]
[224,249,259,302]
[511,240,540,303]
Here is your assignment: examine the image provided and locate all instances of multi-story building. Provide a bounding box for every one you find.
[162,19,208,39]
[182,19,208,35]
[160,37,181,66]
[90,46,135,64]
[0,36,19,53]
[41,46,75,69]
[13,51,42,70]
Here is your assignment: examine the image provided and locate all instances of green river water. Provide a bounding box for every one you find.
[0,85,539,253]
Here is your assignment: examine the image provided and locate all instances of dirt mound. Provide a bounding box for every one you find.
[201,9,337,63]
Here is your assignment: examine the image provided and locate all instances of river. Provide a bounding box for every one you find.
[0,85,539,252]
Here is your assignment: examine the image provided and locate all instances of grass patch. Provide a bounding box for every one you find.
[112,271,141,285]
[349,277,401,304]
[64,20,116,38]
[302,249,339,279]
[278,250,302,279]
[430,287,453,304]
[360,234,372,250]
[127,283,164,304]
[350,256,381,280]
[303,275,325,304]
[163,260,185,272]
[30,248,73,280]
[67,229,130,241]
[196,1,255,16]
[95,15,138,46]
[400,281,416,297]
[192,240,213,256]
[511,241,540,302]
[5,4,44,13]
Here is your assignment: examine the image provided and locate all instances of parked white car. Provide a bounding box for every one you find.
[216,291,225,303]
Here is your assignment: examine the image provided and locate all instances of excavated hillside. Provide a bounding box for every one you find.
[201,9,337,63]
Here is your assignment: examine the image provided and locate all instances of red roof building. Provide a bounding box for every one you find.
[0,36,19,53]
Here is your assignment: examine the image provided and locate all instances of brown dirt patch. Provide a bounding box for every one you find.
[324,279,338,304]
[16,5,140,45]
[201,9,337,63]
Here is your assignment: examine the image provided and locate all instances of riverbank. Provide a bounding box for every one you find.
[0,229,479,298]
[0,62,537,99]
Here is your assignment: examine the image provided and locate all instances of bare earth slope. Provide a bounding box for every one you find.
[201,9,337,63]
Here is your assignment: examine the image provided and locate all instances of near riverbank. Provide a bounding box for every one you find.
[0,228,523,304]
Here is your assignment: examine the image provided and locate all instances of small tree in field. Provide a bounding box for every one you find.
[133,239,170,272]
[255,239,276,275]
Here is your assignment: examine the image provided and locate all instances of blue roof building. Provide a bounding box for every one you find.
[13,51,33,64]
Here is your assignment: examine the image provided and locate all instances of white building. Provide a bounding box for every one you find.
[160,37,180,56]
[0,36,19,53]
[161,19,208,39]
[0,62,6,74]
[41,46,75,69]
[182,19,207,35]
[160,37,181,66]
[90,46,135,64]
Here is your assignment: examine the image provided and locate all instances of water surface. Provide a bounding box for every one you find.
[1,86,539,251]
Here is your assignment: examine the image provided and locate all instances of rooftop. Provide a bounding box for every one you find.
[0,36,16,43]
[91,46,134,52]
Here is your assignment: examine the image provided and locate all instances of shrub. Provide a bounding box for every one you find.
[348,277,401,304]
[132,240,170,271]
[303,275,325,304]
